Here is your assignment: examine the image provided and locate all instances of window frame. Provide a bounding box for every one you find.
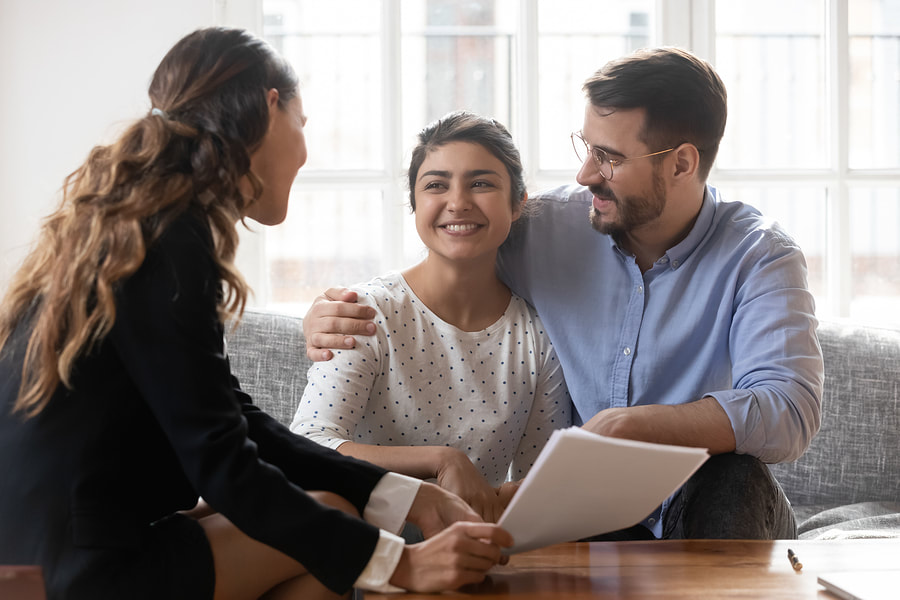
[219,0,900,321]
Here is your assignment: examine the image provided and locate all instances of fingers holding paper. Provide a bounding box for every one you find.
[389,522,513,592]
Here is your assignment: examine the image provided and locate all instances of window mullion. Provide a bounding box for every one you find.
[658,0,693,49]
[827,0,852,318]
[518,0,539,187]
[382,0,404,271]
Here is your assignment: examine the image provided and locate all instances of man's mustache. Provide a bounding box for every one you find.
[589,185,617,203]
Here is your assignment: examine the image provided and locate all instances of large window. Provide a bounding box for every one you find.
[712,0,900,325]
[237,0,900,328]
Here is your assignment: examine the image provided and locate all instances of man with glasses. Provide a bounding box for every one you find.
[303,47,823,541]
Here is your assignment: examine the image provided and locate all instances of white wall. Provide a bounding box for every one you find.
[0,0,240,291]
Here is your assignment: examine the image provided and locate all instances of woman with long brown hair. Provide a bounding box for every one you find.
[0,27,510,600]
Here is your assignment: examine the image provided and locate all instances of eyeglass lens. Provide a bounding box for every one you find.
[572,133,613,179]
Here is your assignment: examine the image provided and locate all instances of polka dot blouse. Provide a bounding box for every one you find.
[290,272,572,486]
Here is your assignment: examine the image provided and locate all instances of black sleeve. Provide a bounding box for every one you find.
[236,384,389,512]
[109,212,385,594]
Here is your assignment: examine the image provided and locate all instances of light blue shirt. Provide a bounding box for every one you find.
[498,184,824,535]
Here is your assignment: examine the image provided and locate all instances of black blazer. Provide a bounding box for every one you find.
[0,208,389,597]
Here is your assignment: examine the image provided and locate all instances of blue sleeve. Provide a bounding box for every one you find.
[706,231,824,463]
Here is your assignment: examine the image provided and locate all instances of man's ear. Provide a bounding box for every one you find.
[512,192,528,221]
[672,143,700,180]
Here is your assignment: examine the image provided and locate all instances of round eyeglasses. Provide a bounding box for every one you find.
[571,131,674,181]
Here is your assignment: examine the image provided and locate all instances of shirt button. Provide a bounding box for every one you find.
[672,260,680,268]
[648,518,656,524]
[637,285,644,294]
[660,257,669,264]
[623,347,632,356]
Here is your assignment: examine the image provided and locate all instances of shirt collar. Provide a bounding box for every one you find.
[663,185,717,270]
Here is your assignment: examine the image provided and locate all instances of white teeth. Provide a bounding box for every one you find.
[444,223,479,232]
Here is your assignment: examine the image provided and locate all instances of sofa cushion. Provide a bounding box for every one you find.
[226,309,311,427]
[798,501,900,540]
[770,320,900,507]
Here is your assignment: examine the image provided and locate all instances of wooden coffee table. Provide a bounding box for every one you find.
[363,539,900,599]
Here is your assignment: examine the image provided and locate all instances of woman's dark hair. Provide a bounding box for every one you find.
[407,111,526,212]
[582,47,727,181]
[0,27,298,417]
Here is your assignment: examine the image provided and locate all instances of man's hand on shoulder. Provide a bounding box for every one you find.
[302,287,378,361]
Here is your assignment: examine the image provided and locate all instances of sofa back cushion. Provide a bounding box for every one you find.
[226,309,311,427]
[770,320,900,507]
[227,310,900,509]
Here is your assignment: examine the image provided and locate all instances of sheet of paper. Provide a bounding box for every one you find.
[817,570,900,600]
[497,426,709,554]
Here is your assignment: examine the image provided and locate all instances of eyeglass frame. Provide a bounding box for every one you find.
[571,131,675,181]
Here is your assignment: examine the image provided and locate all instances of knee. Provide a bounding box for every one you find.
[307,491,360,518]
[691,453,772,490]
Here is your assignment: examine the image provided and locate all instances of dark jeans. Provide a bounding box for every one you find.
[587,453,797,541]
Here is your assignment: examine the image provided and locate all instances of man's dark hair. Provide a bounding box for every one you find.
[583,47,727,181]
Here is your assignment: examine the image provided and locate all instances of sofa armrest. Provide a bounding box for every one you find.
[771,319,900,507]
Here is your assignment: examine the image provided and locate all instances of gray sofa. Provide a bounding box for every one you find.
[226,310,900,539]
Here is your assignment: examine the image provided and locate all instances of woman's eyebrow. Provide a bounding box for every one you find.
[419,169,450,179]
[467,169,500,177]
[418,168,501,180]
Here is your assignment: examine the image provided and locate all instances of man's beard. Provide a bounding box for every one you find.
[589,170,667,237]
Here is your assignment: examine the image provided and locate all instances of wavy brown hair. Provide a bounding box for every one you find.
[0,27,298,417]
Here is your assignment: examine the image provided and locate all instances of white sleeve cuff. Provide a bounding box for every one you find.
[363,472,421,534]
[354,529,406,593]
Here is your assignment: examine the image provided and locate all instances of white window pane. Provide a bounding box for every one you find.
[401,0,517,153]
[849,188,900,327]
[715,0,826,170]
[538,0,655,171]
[264,0,383,171]
[849,0,900,169]
[715,186,827,311]
[265,190,385,312]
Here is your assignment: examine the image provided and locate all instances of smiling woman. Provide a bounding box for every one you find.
[290,111,571,526]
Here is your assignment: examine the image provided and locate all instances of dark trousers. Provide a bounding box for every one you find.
[587,453,797,541]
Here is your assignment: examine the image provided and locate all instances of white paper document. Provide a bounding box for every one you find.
[497,427,709,554]
[818,570,900,600]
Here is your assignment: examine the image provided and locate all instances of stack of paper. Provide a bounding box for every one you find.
[497,427,709,553]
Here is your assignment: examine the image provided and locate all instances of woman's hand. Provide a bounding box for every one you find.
[302,287,377,361]
[405,481,481,538]
[495,480,521,511]
[436,447,506,523]
[389,521,513,592]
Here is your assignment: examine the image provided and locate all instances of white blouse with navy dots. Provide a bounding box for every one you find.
[290,272,571,486]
